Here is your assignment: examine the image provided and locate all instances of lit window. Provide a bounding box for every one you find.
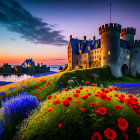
[127,55,130,60]
[108,51,110,55]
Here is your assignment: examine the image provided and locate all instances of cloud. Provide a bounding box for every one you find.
[0,0,68,46]
[11,38,16,41]
[40,59,68,61]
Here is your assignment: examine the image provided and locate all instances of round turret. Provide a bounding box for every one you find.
[99,23,122,77]
[121,27,136,42]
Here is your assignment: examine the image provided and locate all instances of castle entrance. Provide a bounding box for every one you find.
[121,64,129,75]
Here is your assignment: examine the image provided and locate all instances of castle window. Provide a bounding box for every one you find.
[108,51,110,55]
[91,51,93,54]
[103,56,106,60]
[77,61,78,64]
[84,55,86,58]
[95,56,96,59]
[135,50,138,53]
[100,50,101,53]
[80,61,82,64]
[95,50,96,54]
[127,55,130,60]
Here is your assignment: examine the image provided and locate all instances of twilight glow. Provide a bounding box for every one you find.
[0,0,140,65]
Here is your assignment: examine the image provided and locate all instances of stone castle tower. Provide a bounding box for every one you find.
[99,23,122,77]
[68,23,140,78]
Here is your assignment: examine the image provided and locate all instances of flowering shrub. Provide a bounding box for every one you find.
[0,93,38,140]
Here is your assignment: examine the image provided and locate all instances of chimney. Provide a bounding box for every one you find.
[83,36,86,42]
[93,36,96,42]
[70,35,72,40]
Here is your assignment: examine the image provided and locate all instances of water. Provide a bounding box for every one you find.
[0,65,64,84]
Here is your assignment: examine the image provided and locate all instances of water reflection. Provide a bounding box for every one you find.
[0,74,34,82]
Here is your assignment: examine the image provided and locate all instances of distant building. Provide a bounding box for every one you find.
[68,23,140,77]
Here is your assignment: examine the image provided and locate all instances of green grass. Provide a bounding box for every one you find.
[14,86,140,140]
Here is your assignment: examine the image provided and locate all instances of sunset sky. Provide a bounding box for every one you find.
[0,0,140,65]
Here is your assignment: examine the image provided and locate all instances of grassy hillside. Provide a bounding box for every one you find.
[15,86,140,140]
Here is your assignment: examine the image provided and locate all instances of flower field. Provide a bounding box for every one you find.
[14,86,140,140]
[0,66,140,140]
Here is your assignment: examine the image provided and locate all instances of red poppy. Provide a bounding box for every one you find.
[58,123,62,128]
[81,95,88,100]
[73,93,79,97]
[53,95,57,98]
[91,132,101,140]
[46,90,48,93]
[97,107,107,115]
[128,94,133,98]
[41,116,44,119]
[107,97,112,101]
[114,105,124,110]
[90,102,96,107]
[85,81,90,85]
[36,120,38,122]
[114,93,118,97]
[53,100,61,105]
[135,105,140,116]
[137,127,140,135]
[92,84,97,87]
[86,92,91,96]
[122,132,128,140]
[80,108,86,112]
[37,98,39,101]
[62,100,71,107]
[54,85,57,87]
[96,103,100,106]
[33,93,37,96]
[47,95,52,100]
[64,88,68,91]
[108,88,113,92]
[76,89,81,93]
[79,87,83,90]
[104,128,117,140]
[99,93,108,101]
[101,88,105,92]
[114,87,118,91]
[66,96,73,101]
[74,100,80,103]
[104,89,109,93]
[118,118,128,131]
[95,93,100,97]
[48,108,53,112]
[120,94,125,98]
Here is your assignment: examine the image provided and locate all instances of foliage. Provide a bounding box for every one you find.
[0,93,38,140]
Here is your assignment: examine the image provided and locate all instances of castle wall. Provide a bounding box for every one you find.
[130,46,140,75]
[120,47,130,75]
[78,53,89,68]
[89,49,101,61]
[68,43,73,69]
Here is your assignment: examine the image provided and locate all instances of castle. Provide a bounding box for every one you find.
[67,23,140,77]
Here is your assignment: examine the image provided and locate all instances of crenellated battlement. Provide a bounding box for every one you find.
[99,23,121,35]
[121,27,136,37]
[129,40,140,47]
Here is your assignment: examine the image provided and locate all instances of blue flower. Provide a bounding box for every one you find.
[21,86,26,89]
[59,82,63,86]
[0,91,6,96]
[8,87,16,91]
